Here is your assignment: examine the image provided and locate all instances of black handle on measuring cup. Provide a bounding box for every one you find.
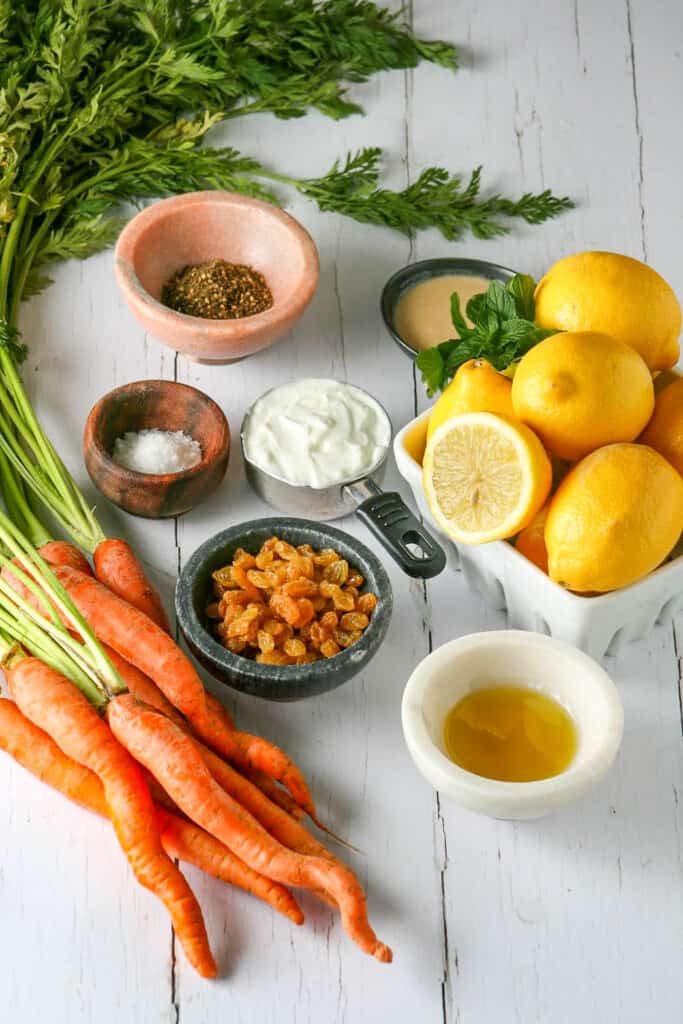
[353,486,446,579]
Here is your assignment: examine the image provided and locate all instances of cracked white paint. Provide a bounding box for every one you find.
[1,1,682,1022]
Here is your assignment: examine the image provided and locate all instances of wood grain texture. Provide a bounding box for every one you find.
[1,1,682,1021]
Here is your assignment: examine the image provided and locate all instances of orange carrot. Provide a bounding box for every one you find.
[8,660,217,978]
[159,812,303,925]
[239,766,306,820]
[196,741,337,863]
[108,695,392,962]
[94,538,170,631]
[0,698,303,925]
[204,689,235,733]
[101,644,187,728]
[39,540,93,576]
[105,653,302,825]
[53,565,315,816]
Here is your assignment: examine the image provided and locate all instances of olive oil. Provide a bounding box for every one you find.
[443,685,577,783]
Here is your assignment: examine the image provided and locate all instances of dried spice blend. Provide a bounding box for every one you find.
[162,260,273,320]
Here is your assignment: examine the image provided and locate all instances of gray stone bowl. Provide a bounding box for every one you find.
[175,517,393,701]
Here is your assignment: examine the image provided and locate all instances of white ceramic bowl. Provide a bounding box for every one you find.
[401,630,624,820]
[394,409,683,658]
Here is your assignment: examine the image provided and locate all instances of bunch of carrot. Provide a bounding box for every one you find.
[0,534,392,977]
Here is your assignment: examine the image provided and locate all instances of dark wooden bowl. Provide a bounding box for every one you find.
[83,380,230,519]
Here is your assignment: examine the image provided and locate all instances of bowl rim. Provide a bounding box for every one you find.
[401,630,624,808]
[175,517,393,691]
[380,257,518,360]
[84,379,231,486]
[393,407,683,606]
[114,190,320,340]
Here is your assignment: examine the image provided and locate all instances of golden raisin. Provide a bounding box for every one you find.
[333,629,361,648]
[332,589,355,611]
[324,559,349,585]
[223,590,252,607]
[256,650,292,665]
[233,548,257,569]
[208,535,377,666]
[295,598,316,628]
[226,637,248,653]
[246,569,276,589]
[295,651,319,664]
[283,638,307,658]
[357,593,378,615]
[231,564,261,599]
[339,612,369,631]
[257,630,275,654]
[274,540,298,560]
[212,567,235,588]
[269,592,302,627]
[255,548,275,569]
[314,548,340,567]
[283,578,318,599]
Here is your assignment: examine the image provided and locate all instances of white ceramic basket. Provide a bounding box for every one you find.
[394,410,683,659]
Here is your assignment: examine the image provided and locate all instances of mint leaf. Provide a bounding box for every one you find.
[450,292,469,336]
[417,271,561,396]
[465,292,487,325]
[443,336,485,374]
[416,346,448,397]
[485,279,516,319]
[507,273,537,320]
[499,317,537,345]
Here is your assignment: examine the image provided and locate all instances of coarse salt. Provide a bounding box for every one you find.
[112,429,202,475]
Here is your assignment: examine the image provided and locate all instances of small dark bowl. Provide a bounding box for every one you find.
[176,517,393,701]
[83,380,230,519]
[381,257,517,360]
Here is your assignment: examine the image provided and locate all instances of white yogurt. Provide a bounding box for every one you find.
[243,379,391,488]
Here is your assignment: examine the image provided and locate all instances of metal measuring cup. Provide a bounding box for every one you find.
[240,386,446,579]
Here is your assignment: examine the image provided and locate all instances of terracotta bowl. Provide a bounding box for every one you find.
[114,191,320,364]
[83,380,230,519]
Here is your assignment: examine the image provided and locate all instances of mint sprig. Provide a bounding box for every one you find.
[416,273,557,396]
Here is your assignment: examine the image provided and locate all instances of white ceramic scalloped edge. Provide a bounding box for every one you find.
[401,630,624,819]
[394,409,683,659]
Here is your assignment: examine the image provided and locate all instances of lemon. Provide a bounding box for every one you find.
[423,412,552,545]
[403,416,428,466]
[515,503,550,573]
[535,251,681,370]
[640,377,683,475]
[511,330,654,461]
[653,367,682,395]
[545,443,683,592]
[427,359,514,442]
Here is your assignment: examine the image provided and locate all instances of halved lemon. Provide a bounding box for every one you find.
[422,412,552,544]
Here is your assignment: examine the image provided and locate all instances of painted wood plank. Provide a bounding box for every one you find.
[171,29,447,1020]
[0,257,175,1022]
[1,2,681,1021]
[413,2,683,1021]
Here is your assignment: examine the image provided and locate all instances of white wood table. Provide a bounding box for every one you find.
[2,2,682,1021]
